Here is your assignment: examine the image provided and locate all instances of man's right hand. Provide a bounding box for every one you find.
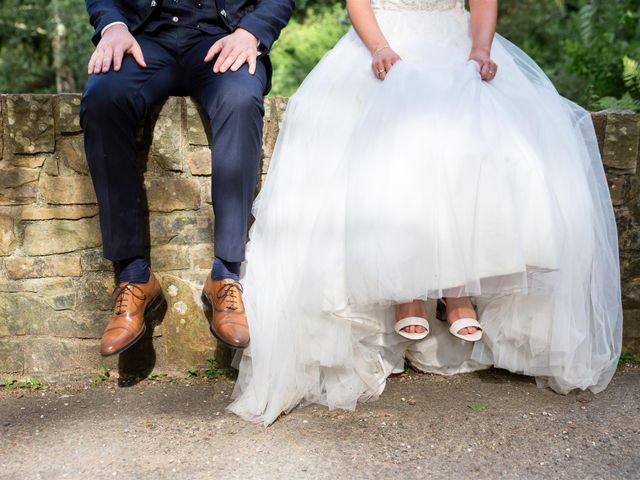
[87,24,146,74]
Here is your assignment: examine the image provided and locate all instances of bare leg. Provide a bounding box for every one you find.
[395,299,427,334]
[442,296,478,335]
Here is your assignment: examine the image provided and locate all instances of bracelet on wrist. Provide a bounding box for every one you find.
[372,45,390,56]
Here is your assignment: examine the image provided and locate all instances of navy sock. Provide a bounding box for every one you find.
[117,257,150,284]
[211,256,240,281]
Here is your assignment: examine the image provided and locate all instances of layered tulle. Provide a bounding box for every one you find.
[227,4,623,425]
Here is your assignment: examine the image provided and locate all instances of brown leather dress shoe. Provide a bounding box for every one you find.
[201,276,249,349]
[100,271,164,357]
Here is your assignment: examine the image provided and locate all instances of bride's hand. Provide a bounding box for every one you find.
[469,49,497,81]
[371,46,401,81]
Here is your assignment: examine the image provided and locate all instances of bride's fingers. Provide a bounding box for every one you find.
[480,61,491,80]
[372,61,385,80]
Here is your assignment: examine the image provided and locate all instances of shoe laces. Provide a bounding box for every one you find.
[216,281,243,311]
[112,283,146,315]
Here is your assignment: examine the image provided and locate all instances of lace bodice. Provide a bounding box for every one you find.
[371,0,464,11]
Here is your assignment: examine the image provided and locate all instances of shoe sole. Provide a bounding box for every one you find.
[201,290,249,350]
[100,293,166,357]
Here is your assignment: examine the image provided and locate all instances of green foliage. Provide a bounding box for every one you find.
[0,0,638,112]
[619,349,640,366]
[90,365,111,385]
[269,3,349,96]
[468,401,489,412]
[498,0,640,111]
[0,0,93,93]
[186,358,234,380]
[0,376,46,390]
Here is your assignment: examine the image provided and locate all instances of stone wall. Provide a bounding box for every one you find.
[0,94,286,381]
[0,94,639,380]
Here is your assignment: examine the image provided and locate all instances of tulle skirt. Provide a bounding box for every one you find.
[228,7,623,425]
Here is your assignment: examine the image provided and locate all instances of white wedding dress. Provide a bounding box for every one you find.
[228,0,623,425]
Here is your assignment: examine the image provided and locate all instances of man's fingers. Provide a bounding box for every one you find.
[92,50,104,74]
[213,45,233,72]
[101,47,113,73]
[88,51,98,74]
[230,52,248,72]
[113,46,125,71]
[205,40,224,62]
[129,42,147,68]
[247,54,256,75]
[219,49,242,73]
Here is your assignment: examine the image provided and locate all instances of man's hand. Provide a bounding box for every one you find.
[204,28,259,75]
[87,24,146,74]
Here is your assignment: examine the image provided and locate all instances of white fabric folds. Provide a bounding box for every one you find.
[228,2,623,425]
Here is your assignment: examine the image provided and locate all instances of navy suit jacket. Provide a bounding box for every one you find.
[85,0,294,53]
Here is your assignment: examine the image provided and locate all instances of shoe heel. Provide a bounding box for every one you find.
[435,299,446,322]
[145,293,166,327]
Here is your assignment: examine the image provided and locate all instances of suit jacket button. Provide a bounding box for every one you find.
[172,16,179,22]
[150,0,157,6]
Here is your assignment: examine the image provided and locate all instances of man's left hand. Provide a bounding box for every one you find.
[205,28,259,75]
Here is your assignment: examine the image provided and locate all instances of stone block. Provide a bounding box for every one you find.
[6,95,55,154]
[602,112,640,173]
[56,94,82,133]
[80,248,112,272]
[0,167,39,205]
[145,177,201,212]
[190,243,214,270]
[41,175,97,204]
[606,174,626,206]
[150,244,191,271]
[150,97,183,171]
[187,147,211,175]
[4,255,82,280]
[39,278,78,311]
[186,98,210,146]
[201,181,212,205]
[623,277,640,309]
[57,135,88,174]
[159,274,215,368]
[0,214,16,256]
[622,309,640,340]
[21,337,103,374]
[591,112,607,156]
[19,205,98,220]
[7,154,47,169]
[0,167,39,188]
[75,272,117,312]
[262,96,288,161]
[0,340,24,373]
[0,292,50,335]
[43,155,59,176]
[615,206,640,252]
[22,217,102,256]
[148,211,212,245]
[0,97,3,157]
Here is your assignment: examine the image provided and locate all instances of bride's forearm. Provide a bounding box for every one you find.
[347,0,389,54]
[468,0,497,55]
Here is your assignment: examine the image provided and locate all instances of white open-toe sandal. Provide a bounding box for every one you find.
[436,299,483,342]
[394,316,430,341]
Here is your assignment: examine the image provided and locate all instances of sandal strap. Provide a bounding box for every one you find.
[449,317,482,336]
[395,316,430,335]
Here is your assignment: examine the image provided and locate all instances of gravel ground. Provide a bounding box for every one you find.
[1,367,639,480]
